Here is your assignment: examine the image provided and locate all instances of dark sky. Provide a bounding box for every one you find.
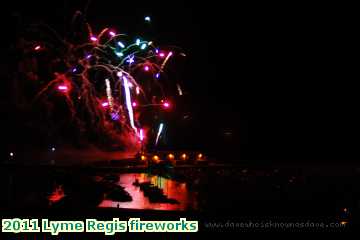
[1,1,358,161]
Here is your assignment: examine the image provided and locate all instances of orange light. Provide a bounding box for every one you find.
[152,155,159,161]
[340,221,348,225]
[141,155,147,161]
[167,153,175,160]
[197,153,203,160]
[181,153,187,160]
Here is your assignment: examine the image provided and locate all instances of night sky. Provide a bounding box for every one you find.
[0,1,358,162]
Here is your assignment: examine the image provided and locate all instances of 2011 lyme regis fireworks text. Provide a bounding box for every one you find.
[2,218,198,235]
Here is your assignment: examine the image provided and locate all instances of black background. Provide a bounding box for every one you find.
[0,1,358,162]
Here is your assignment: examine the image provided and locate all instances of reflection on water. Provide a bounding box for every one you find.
[98,173,198,211]
[48,185,65,204]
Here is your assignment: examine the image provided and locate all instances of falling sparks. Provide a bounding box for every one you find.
[105,78,114,111]
[162,101,170,109]
[160,51,173,70]
[140,43,147,50]
[117,41,125,48]
[139,128,144,141]
[123,76,136,131]
[18,11,185,151]
[155,123,164,145]
[57,85,68,92]
[102,102,109,107]
[176,83,183,96]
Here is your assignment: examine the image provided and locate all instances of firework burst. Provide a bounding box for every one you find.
[17,11,184,151]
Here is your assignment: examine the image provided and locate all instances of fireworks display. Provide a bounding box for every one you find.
[17,11,185,152]
[155,123,164,146]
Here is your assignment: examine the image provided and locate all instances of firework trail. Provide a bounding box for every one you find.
[17,11,184,151]
[123,76,136,132]
[155,123,164,146]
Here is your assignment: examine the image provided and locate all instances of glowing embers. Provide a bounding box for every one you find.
[140,43,147,50]
[105,78,114,111]
[161,100,171,109]
[117,41,125,48]
[90,36,98,42]
[110,112,120,121]
[158,51,172,59]
[116,71,123,77]
[101,101,119,120]
[57,85,69,93]
[101,102,109,108]
[139,129,144,142]
[22,14,183,154]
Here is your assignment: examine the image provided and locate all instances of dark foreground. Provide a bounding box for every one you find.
[1,161,359,236]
